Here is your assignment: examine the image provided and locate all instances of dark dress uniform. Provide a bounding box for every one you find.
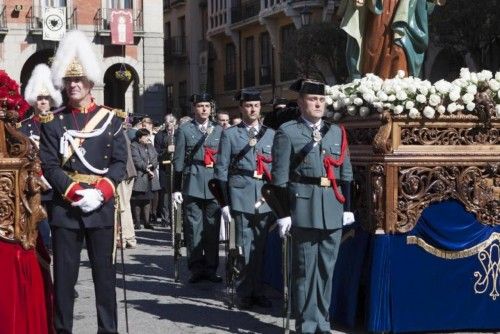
[173,114,223,281]
[271,80,353,334]
[39,102,127,333]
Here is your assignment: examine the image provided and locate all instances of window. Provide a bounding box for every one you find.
[166,84,174,110]
[178,16,186,36]
[165,21,171,39]
[107,0,133,9]
[178,80,188,115]
[41,0,67,6]
[244,37,255,87]
[280,24,297,81]
[225,43,237,90]
[260,32,272,85]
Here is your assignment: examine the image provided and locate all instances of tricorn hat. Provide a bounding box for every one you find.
[289,79,325,95]
[24,64,63,107]
[234,89,261,102]
[190,92,213,104]
[51,30,103,89]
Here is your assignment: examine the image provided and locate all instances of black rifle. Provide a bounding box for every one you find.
[261,184,291,334]
[168,148,183,282]
[208,179,241,309]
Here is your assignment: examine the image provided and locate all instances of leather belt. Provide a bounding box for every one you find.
[65,171,103,184]
[189,160,213,168]
[231,168,264,180]
[289,173,331,187]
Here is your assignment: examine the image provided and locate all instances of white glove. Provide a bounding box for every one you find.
[343,212,355,226]
[221,205,232,223]
[172,192,183,210]
[277,217,292,238]
[219,217,227,241]
[71,189,103,213]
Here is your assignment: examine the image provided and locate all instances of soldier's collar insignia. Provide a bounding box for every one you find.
[71,101,96,114]
[39,112,54,123]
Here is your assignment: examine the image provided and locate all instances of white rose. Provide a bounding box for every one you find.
[495,72,500,82]
[462,93,475,104]
[347,105,357,116]
[435,79,452,94]
[460,68,471,81]
[376,91,389,102]
[423,106,435,119]
[480,70,493,81]
[447,102,458,113]
[339,92,347,100]
[405,100,415,110]
[466,85,477,95]
[430,86,437,94]
[449,90,461,102]
[359,106,370,117]
[372,101,384,111]
[387,94,396,102]
[470,73,478,84]
[466,102,476,112]
[409,108,420,119]
[325,96,333,105]
[363,93,376,104]
[437,105,446,114]
[456,103,465,111]
[333,112,343,121]
[396,91,408,101]
[394,105,404,114]
[343,98,351,106]
[418,87,429,96]
[496,105,500,118]
[397,70,406,78]
[416,94,427,104]
[429,94,441,107]
[489,79,500,92]
[332,101,342,110]
[353,97,364,106]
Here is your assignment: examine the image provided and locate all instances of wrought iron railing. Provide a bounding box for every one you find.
[94,8,143,33]
[231,0,260,24]
[26,6,78,32]
[165,36,187,62]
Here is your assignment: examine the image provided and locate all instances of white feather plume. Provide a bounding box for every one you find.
[51,30,103,89]
[24,64,63,107]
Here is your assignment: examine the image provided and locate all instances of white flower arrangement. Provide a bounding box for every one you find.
[325,68,500,120]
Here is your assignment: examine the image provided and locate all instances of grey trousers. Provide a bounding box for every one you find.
[291,227,342,334]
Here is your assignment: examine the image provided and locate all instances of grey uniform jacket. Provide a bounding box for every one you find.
[214,123,275,214]
[271,119,353,230]
[173,120,223,200]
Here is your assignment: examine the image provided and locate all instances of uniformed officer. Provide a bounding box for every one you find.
[20,63,63,248]
[172,93,223,283]
[214,89,275,309]
[39,30,127,334]
[271,79,354,334]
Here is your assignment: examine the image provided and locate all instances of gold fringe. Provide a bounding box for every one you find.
[406,232,500,259]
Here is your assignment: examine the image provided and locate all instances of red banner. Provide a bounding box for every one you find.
[110,10,133,45]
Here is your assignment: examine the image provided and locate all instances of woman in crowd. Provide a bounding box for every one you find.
[131,128,161,230]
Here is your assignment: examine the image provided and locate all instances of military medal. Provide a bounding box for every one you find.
[249,138,257,146]
[313,129,322,142]
[207,126,213,135]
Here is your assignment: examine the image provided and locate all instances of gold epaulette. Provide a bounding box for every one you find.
[112,109,127,119]
[39,112,54,123]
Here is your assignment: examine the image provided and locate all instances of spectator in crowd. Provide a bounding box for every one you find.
[117,123,138,248]
[231,116,242,126]
[154,114,178,226]
[216,110,230,129]
[141,116,160,224]
[131,128,161,230]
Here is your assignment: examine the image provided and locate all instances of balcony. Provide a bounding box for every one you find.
[224,73,237,91]
[165,36,187,63]
[0,6,7,34]
[26,6,78,34]
[243,68,255,87]
[231,0,260,24]
[94,8,144,37]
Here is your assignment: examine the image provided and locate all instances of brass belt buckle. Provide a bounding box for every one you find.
[253,171,263,179]
[205,162,214,168]
[320,177,331,187]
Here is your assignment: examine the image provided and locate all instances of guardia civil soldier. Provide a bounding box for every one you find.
[172,93,223,283]
[214,89,275,309]
[39,30,127,333]
[271,79,354,334]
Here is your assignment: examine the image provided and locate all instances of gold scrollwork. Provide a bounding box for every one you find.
[396,164,499,233]
[371,164,385,231]
[400,127,499,146]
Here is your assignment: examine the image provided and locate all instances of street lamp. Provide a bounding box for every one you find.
[300,4,312,27]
